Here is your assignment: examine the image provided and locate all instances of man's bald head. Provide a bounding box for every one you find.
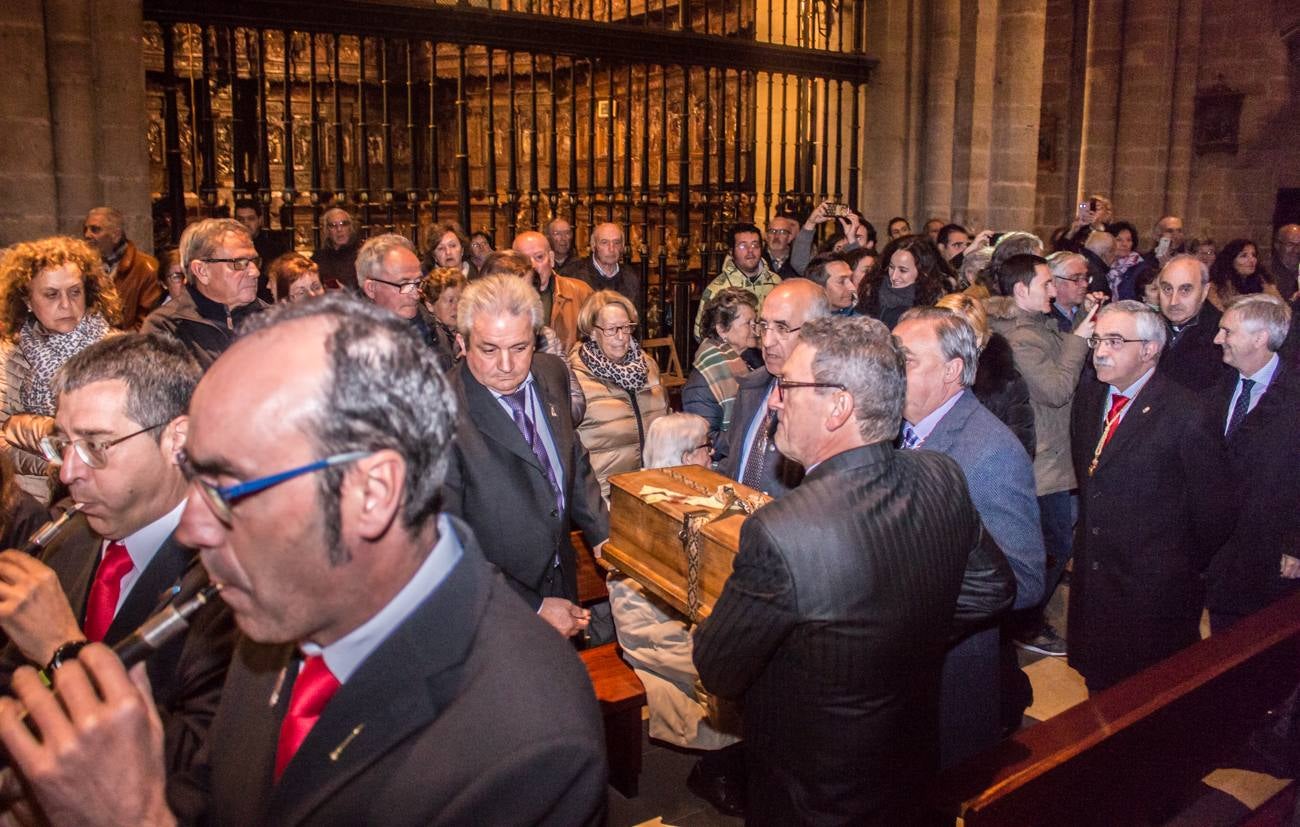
[591,223,625,269]
[512,231,555,287]
[1275,223,1300,271]
[756,278,831,376]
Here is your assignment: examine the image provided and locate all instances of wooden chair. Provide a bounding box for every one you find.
[571,532,645,798]
[641,336,687,390]
[929,590,1300,825]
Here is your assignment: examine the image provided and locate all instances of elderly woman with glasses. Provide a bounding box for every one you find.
[0,237,121,501]
[569,290,669,499]
[682,287,761,443]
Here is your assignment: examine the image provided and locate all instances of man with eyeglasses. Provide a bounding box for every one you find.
[1047,252,1096,333]
[310,206,362,291]
[762,215,800,279]
[0,295,607,826]
[356,233,437,351]
[1068,301,1234,694]
[82,206,161,330]
[0,334,234,819]
[716,279,829,497]
[143,218,269,369]
[695,315,1013,825]
[693,223,782,339]
[561,222,644,325]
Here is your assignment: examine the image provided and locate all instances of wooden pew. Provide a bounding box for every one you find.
[930,589,1300,825]
[572,532,646,798]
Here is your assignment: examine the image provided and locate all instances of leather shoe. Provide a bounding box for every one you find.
[686,758,745,818]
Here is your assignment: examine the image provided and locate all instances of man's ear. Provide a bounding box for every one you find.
[160,415,188,464]
[189,260,210,288]
[942,357,964,386]
[361,278,377,302]
[1012,281,1028,303]
[824,389,855,433]
[345,449,406,543]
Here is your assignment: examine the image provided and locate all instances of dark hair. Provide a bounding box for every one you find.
[157,246,182,291]
[887,217,911,232]
[936,224,969,246]
[1134,261,1160,299]
[996,254,1049,297]
[699,287,759,341]
[804,252,851,288]
[239,293,457,558]
[233,198,263,218]
[860,216,878,247]
[1210,238,1270,294]
[843,247,875,272]
[52,334,202,440]
[726,223,763,250]
[817,232,847,254]
[856,235,950,317]
[1106,221,1140,252]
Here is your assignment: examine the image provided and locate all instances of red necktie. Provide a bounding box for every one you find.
[82,541,133,642]
[1100,393,1130,449]
[274,656,341,781]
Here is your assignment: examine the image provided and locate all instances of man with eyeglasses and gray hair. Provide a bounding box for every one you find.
[143,218,269,368]
[694,314,1013,825]
[356,233,437,351]
[0,294,607,826]
[1068,300,1234,694]
[0,333,234,821]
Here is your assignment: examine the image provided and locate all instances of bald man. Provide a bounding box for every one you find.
[559,223,644,327]
[512,231,593,351]
[1269,224,1300,303]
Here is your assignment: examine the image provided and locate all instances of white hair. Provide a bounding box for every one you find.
[1097,299,1168,350]
[643,413,710,469]
[1226,293,1291,352]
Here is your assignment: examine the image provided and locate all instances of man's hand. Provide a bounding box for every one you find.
[0,551,84,665]
[538,597,591,638]
[591,540,607,560]
[0,647,174,827]
[1281,555,1300,579]
[968,229,994,253]
[838,212,864,248]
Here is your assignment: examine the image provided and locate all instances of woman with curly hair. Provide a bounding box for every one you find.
[419,265,466,370]
[855,234,950,328]
[0,236,121,500]
[1208,238,1280,312]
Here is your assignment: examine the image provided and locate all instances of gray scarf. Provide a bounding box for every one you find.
[18,312,111,415]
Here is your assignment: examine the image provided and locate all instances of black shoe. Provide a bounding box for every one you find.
[1015,623,1067,657]
[687,758,746,818]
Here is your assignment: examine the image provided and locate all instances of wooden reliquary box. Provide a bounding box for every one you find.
[604,465,771,621]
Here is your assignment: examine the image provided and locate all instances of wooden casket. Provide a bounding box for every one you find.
[604,465,771,620]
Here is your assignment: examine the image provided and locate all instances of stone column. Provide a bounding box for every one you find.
[950,0,1001,230]
[0,1,58,244]
[44,0,97,235]
[920,0,961,221]
[1077,0,1124,202]
[987,0,1048,232]
[1162,0,1201,223]
[860,0,924,224]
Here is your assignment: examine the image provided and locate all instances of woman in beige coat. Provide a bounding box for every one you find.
[569,290,669,499]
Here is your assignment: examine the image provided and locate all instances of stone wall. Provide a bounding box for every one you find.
[0,0,152,250]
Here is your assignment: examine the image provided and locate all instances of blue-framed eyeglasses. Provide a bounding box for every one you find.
[179,450,371,525]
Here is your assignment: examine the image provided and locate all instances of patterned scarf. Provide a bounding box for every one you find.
[579,337,648,393]
[1106,252,1142,301]
[19,312,112,415]
[692,338,750,431]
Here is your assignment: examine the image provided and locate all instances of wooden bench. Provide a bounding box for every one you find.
[930,589,1300,825]
[572,532,645,798]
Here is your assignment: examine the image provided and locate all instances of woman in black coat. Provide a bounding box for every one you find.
[936,293,1036,459]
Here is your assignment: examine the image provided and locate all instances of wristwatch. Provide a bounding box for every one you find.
[41,640,91,682]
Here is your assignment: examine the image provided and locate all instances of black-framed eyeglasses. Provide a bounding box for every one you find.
[1054,273,1088,285]
[755,321,802,338]
[1086,336,1149,349]
[593,323,635,338]
[41,423,166,470]
[775,379,846,401]
[201,256,261,272]
[368,276,421,294]
[179,450,372,526]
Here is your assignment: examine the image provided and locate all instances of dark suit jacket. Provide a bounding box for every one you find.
[715,367,803,497]
[694,443,1007,826]
[559,256,644,326]
[443,353,608,608]
[1157,301,1233,395]
[0,513,235,814]
[1068,371,1236,691]
[196,517,607,826]
[1205,359,1300,616]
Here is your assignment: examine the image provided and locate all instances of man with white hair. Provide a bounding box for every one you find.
[1205,295,1300,631]
[1068,300,1235,692]
[356,233,437,349]
[1047,252,1092,333]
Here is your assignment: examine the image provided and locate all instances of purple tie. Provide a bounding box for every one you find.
[502,387,563,510]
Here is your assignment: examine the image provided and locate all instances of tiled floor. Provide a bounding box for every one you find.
[605,583,1296,826]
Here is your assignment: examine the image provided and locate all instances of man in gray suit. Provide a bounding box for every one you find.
[895,307,1045,767]
[715,278,829,497]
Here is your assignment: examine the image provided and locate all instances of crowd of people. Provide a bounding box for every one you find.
[0,196,1293,825]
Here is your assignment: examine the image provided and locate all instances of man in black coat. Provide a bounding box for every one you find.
[559,222,644,325]
[443,274,608,638]
[715,278,829,497]
[1155,255,1233,394]
[0,295,607,827]
[1204,295,1300,630]
[0,334,234,818]
[695,315,1015,825]
[1069,301,1235,693]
